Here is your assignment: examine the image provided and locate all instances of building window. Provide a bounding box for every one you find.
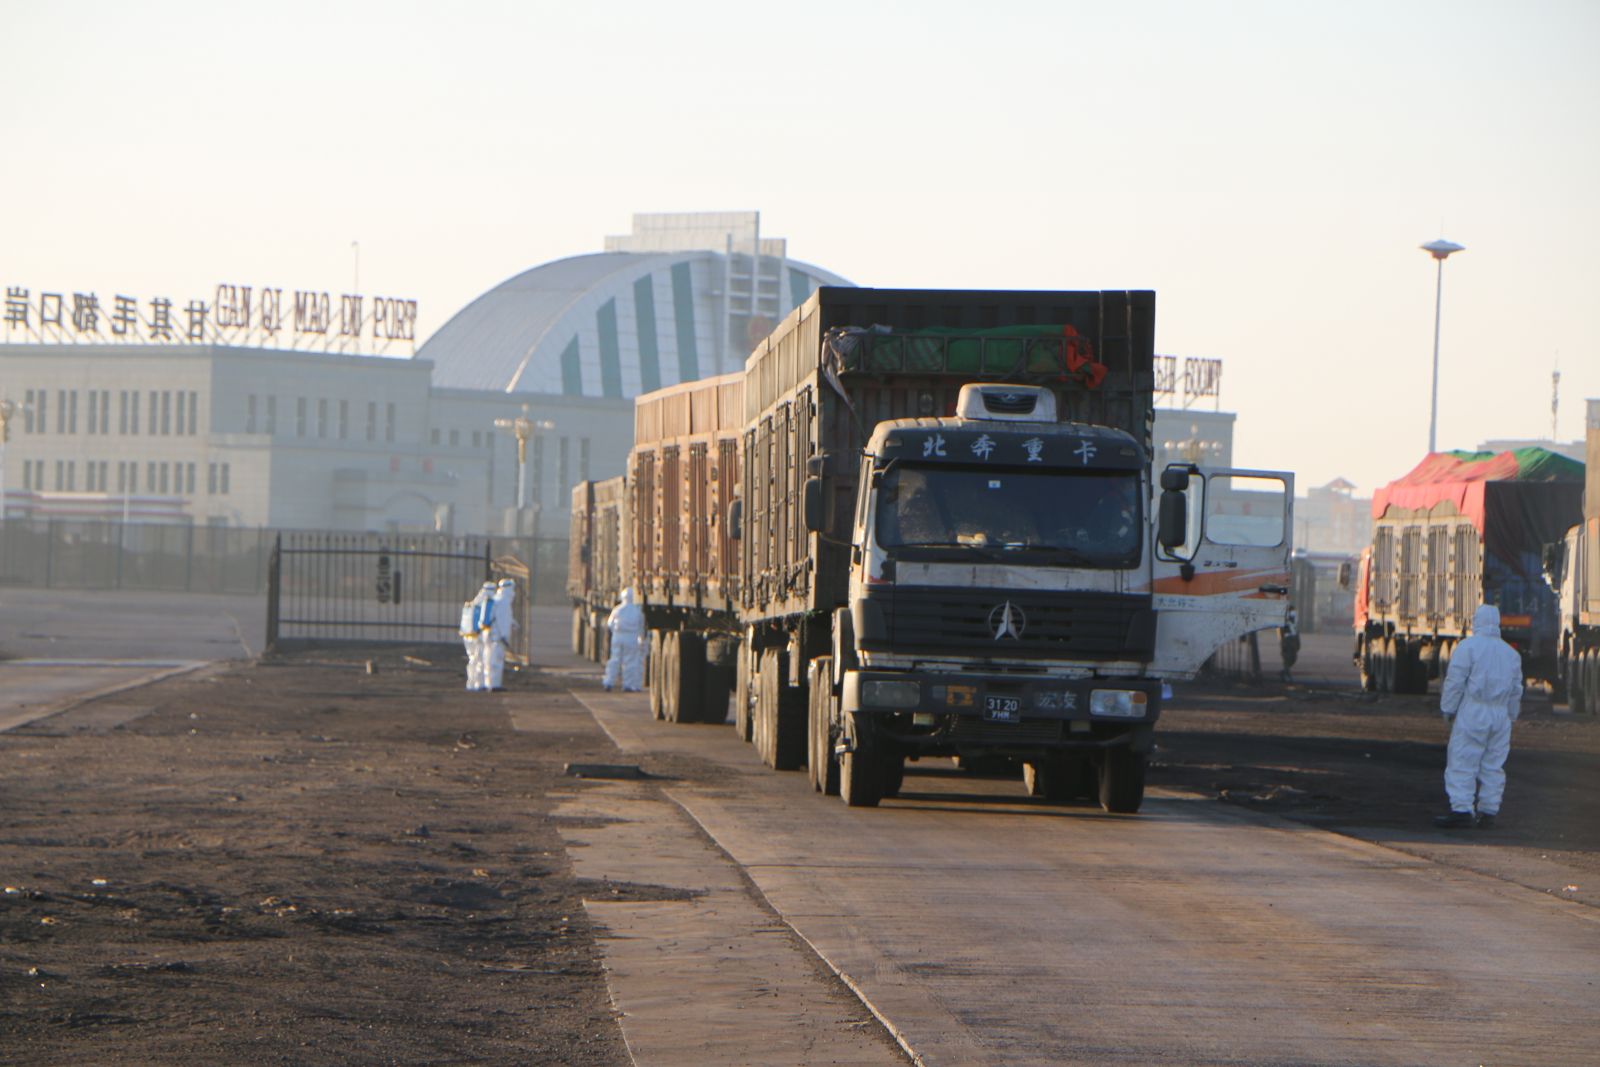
[471,430,481,448]
[186,462,196,494]
[175,391,186,435]
[385,402,395,443]
[36,389,47,433]
[318,398,328,438]
[159,463,169,494]
[23,460,32,490]
[265,396,277,435]
[118,392,128,434]
[246,395,257,433]
[559,436,570,499]
[161,391,172,435]
[580,437,591,481]
[24,389,35,433]
[188,392,198,435]
[58,391,67,433]
[339,399,349,439]
[147,461,156,491]
[208,462,217,494]
[448,428,459,447]
[128,390,138,435]
[220,463,230,495]
[366,402,377,442]
[430,428,440,446]
[296,397,307,437]
[87,391,98,435]
[148,391,158,435]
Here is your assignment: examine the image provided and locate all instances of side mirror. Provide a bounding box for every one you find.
[1337,560,1352,589]
[728,498,743,541]
[1159,466,1192,492]
[803,477,826,533]
[1157,491,1187,550]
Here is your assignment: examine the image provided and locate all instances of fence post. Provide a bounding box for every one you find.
[265,534,281,651]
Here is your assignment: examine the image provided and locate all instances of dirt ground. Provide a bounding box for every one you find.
[2,649,1596,1064]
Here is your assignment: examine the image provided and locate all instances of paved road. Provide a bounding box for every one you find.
[0,589,263,729]
[558,687,1599,1066]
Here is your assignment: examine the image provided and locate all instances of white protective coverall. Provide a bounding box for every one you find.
[471,581,498,691]
[459,597,482,691]
[1439,604,1523,816]
[487,579,516,690]
[604,588,645,692]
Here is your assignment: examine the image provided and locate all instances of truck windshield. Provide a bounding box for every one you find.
[874,464,1141,565]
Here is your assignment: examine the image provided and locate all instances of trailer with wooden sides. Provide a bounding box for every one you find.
[1352,447,1584,695]
[1547,398,1600,712]
[624,372,744,723]
[574,286,1295,811]
[568,475,629,663]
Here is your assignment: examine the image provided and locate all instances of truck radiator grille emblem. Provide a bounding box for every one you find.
[989,600,1026,640]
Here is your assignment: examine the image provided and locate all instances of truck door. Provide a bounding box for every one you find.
[1151,467,1295,675]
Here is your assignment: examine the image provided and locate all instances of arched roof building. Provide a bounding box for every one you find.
[417,212,851,398]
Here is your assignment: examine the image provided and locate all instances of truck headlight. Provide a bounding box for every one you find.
[861,680,920,709]
[1090,689,1148,718]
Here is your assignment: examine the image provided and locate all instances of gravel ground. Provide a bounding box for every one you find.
[2,647,1595,1064]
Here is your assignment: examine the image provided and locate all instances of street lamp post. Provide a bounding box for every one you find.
[1421,238,1465,454]
[494,404,554,513]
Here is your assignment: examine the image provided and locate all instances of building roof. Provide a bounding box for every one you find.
[417,253,672,394]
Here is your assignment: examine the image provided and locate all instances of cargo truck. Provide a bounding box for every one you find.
[572,287,1295,811]
[1351,447,1584,695]
[1545,399,1600,713]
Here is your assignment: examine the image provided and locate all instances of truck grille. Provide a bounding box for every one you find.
[864,586,1154,661]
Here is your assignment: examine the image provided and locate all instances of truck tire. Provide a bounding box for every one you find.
[1583,650,1598,716]
[647,631,665,719]
[1396,639,1424,695]
[807,659,839,795]
[734,641,755,742]
[1097,749,1146,814]
[755,651,806,768]
[667,631,706,725]
[1358,637,1378,692]
[840,712,883,808]
[881,752,905,799]
[698,662,733,725]
[1377,636,1395,693]
[572,606,586,656]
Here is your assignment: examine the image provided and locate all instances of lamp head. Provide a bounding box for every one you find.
[1421,239,1465,261]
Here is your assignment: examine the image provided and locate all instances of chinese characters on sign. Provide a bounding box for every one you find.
[1153,354,1224,409]
[1,281,419,353]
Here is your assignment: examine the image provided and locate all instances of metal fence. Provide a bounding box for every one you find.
[264,532,573,658]
[0,519,274,593]
[0,520,571,606]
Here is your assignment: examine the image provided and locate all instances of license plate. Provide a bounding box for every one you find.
[983,695,1021,722]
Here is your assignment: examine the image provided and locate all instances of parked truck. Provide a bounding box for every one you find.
[572,287,1295,811]
[1546,398,1600,713]
[1351,447,1584,695]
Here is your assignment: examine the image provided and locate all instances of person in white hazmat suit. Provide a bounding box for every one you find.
[460,593,485,691]
[1434,603,1523,828]
[486,578,517,691]
[470,581,497,692]
[603,588,645,692]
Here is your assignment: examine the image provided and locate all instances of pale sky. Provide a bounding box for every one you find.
[3,0,1597,496]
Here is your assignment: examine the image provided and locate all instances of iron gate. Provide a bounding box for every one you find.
[267,532,497,649]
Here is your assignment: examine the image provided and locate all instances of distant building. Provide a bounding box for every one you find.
[0,212,850,534]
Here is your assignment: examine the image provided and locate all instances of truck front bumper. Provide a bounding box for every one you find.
[841,669,1159,755]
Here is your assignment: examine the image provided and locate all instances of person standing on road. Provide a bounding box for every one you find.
[460,592,484,691]
[1434,603,1523,829]
[471,580,498,692]
[486,578,517,691]
[603,588,645,692]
